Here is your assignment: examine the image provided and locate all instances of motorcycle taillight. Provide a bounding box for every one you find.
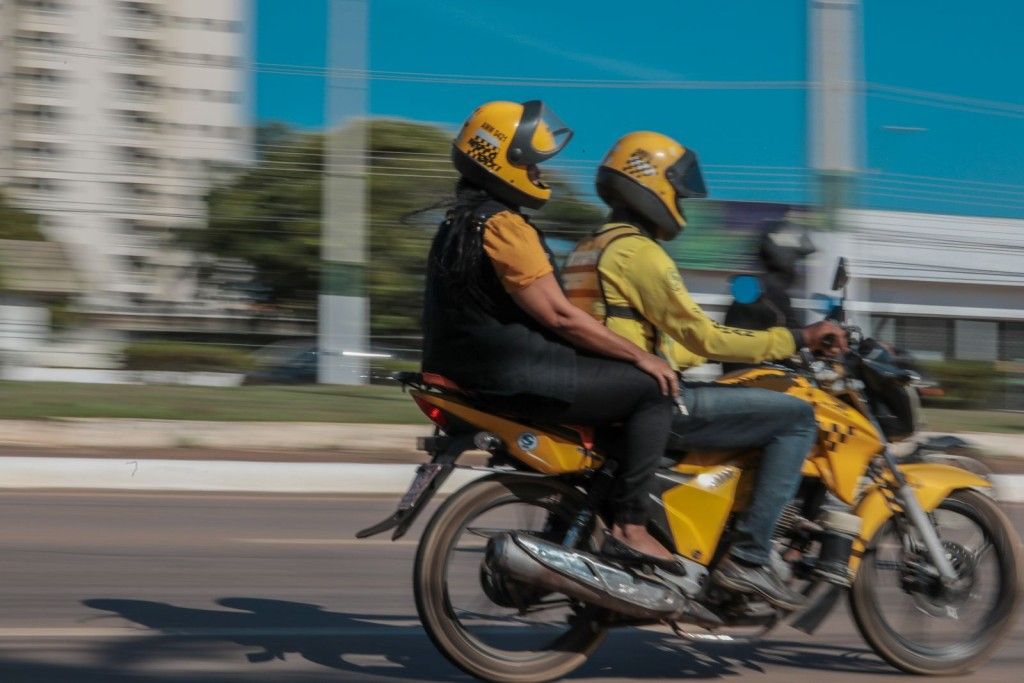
[412,394,448,428]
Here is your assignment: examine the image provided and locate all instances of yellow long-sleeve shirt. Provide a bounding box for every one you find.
[593,226,796,369]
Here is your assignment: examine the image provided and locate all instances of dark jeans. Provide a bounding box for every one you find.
[485,355,675,525]
[671,382,817,566]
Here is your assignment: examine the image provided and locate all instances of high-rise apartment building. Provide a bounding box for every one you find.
[0,0,251,308]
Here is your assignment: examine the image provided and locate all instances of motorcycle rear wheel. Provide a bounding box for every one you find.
[414,474,607,683]
[850,489,1023,675]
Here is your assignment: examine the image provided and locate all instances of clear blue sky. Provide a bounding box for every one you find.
[255,0,1024,219]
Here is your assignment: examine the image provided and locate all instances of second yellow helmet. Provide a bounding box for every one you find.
[596,131,707,240]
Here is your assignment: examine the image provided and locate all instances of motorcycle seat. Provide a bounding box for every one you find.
[394,370,467,394]
[394,371,595,451]
[421,371,466,394]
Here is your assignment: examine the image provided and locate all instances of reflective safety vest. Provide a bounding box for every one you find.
[563,223,660,347]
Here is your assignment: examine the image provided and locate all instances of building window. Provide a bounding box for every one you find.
[1002,322,1024,362]
[897,317,951,360]
[117,146,160,166]
[170,15,241,32]
[120,183,158,201]
[11,176,61,193]
[15,0,67,12]
[116,1,161,27]
[118,37,161,60]
[15,67,65,84]
[114,73,161,100]
[165,51,240,68]
[954,320,999,362]
[115,109,160,128]
[14,104,65,130]
[14,67,67,96]
[14,141,62,165]
[14,30,66,49]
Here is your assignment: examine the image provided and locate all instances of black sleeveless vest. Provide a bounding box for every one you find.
[421,199,577,403]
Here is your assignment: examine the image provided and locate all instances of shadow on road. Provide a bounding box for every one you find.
[82,597,448,680]
[30,597,896,681]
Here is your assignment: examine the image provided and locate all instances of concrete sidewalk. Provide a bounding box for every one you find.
[1,418,1020,459]
[0,418,1021,499]
[0,419,427,455]
[0,456,1021,502]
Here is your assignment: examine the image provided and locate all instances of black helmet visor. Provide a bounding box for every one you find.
[666,147,708,199]
[507,100,573,166]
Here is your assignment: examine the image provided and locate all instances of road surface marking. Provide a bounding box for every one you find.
[0,626,425,638]
[233,538,418,546]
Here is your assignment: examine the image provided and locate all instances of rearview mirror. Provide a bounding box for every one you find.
[832,257,849,291]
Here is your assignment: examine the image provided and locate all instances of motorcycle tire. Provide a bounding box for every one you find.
[850,489,1023,675]
[414,473,607,683]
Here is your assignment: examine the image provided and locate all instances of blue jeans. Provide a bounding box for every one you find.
[670,383,817,566]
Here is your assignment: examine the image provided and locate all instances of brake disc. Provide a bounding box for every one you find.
[908,540,975,618]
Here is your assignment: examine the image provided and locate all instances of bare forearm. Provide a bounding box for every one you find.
[551,307,644,363]
[509,273,644,363]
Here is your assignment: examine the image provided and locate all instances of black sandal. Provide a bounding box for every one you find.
[601,535,687,576]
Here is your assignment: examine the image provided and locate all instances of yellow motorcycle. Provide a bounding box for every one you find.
[359,315,1022,682]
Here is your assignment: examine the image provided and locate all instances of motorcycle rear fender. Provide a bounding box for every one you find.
[849,462,992,574]
[355,432,476,541]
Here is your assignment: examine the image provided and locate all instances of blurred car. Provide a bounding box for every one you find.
[243,338,414,385]
[243,338,319,385]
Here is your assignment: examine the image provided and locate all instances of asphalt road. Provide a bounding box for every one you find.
[0,491,1021,682]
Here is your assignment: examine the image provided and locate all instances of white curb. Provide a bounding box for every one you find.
[0,457,1021,502]
[994,474,1024,503]
[0,457,485,494]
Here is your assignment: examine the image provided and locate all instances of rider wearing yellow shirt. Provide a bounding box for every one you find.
[564,131,846,610]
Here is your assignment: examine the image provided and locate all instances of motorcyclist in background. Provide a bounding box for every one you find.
[722,219,816,373]
[564,131,846,610]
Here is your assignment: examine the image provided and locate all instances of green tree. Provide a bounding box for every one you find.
[0,190,46,241]
[197,120,604,340]
[0,190,47,289]
[198,132,324,305]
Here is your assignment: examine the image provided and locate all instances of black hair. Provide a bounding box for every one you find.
[429,178,502,311]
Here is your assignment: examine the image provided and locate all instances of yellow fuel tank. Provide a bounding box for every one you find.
[717,367,883,503]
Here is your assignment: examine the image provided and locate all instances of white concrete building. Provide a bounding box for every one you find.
[0,0,251,308]
[810,210,1024,364]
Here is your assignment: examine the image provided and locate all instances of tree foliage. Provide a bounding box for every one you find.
[197,120,605,341]
[197,130,323,305]
[0,190,46,241]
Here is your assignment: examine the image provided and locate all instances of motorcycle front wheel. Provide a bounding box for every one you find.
[850,489,1023,675]
[413,473,607,683]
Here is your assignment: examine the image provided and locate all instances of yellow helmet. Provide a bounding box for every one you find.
[452,100,573,209]
[596,131,707,240]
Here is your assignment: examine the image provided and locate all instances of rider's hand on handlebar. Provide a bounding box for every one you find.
[802,320,849,356]
[634,352,679,397]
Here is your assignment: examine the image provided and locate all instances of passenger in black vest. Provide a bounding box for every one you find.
[422,100,681,568]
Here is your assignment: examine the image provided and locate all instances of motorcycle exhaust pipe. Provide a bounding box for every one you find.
[486,532,700,622]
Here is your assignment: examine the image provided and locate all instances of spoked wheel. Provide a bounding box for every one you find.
[850,489,1024,675]
[414,474,607,683]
